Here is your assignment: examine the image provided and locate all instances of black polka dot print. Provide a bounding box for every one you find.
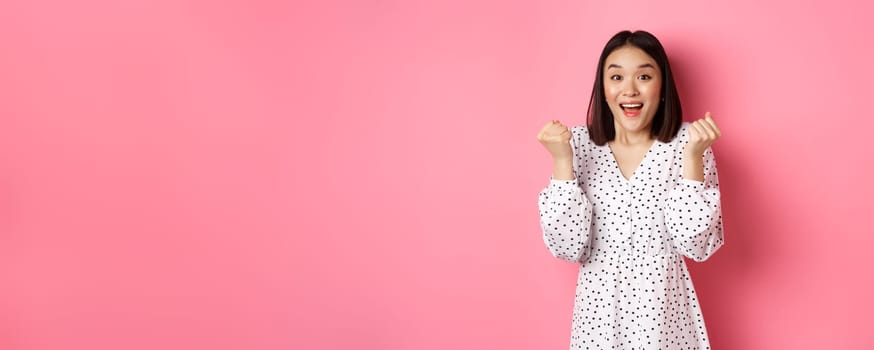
[538,122,724,349]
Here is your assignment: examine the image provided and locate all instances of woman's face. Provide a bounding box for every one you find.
[602,45,662,135]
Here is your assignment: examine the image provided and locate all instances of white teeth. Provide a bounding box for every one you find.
[621,103,642,108]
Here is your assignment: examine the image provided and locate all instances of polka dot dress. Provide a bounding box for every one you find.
[538,122,724,350]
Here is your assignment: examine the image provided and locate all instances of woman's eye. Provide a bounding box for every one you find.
[638,74,652,80]
[610,75,622,81]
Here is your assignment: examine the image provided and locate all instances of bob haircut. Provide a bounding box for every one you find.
[587,30,682,145]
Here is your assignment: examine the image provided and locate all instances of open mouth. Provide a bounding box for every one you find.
[620,103,643,111]
[619,103,643,117]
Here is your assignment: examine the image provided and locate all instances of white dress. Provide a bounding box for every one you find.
[538,122,724,350]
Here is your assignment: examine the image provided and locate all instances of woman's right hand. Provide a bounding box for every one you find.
[537,120,573,160]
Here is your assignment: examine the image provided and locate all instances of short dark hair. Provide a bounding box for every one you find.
[586,30,682,145]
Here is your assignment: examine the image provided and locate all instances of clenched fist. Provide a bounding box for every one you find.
[685,112,721,157]
[537,120,573,160]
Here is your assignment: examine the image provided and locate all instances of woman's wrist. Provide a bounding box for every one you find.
[552,157,575,180]
[682,154,704,182]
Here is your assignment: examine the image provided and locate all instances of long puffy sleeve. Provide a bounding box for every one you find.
[665,147,725,262]
[537,128,594,263]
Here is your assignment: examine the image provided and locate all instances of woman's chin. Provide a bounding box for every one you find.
[614,116,653,134]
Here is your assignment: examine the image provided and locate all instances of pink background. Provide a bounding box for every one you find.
[1,0,872,349]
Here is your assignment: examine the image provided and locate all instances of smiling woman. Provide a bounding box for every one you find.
[536,30,724,349]
[604,48,662,133]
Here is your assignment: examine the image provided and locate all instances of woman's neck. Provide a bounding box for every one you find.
[612,128,653,146]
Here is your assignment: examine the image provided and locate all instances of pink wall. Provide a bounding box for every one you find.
[1,0,872,349]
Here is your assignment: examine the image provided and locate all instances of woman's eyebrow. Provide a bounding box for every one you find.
[606,63,656,69]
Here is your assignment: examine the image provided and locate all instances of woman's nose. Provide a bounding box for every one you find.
[621,83,639,96]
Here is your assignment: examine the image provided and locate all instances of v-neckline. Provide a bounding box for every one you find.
[606,139,658,183]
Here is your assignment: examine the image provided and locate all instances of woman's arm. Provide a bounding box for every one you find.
[666,146,725,261]
[536,123,594,263]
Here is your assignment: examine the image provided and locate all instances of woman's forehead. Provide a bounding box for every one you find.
[605,46,658,68]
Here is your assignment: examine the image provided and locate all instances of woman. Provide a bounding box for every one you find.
[537,30,724,349]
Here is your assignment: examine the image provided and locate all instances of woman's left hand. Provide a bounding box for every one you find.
[685,112,721,157]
